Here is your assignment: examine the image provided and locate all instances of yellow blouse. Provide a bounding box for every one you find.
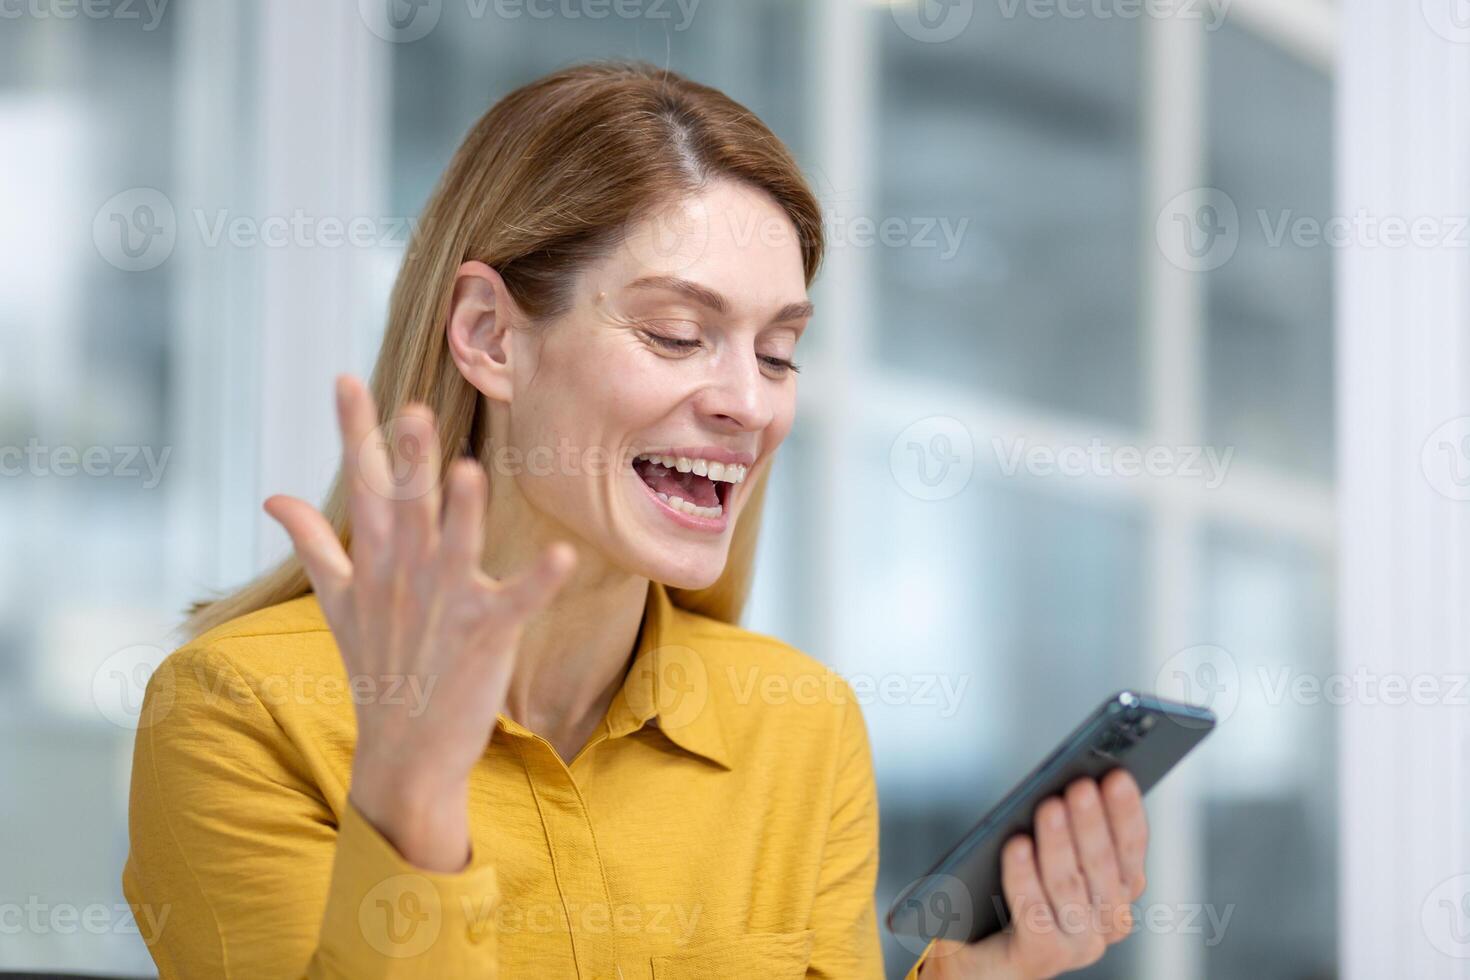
[123,580,935,978]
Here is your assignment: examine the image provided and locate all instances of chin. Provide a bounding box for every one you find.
[629,546,728,592]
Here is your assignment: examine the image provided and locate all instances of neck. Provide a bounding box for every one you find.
[481,489,649,764]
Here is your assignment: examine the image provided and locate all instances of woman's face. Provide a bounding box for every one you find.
[483,178,811,589]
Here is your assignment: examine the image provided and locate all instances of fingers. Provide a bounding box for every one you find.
[1065,779,1133,941]
[1000,778,1143,974]
[1001,835,1055,941]
[338,376,393,565]
[441,458,489,576]
[1102,769,1149,899]
[385,404,443,560]
[1034,797,1092,938]
[999,835,1072,980]
[497,542,577,620]
[263,494,352,611]
[338,375,447,574]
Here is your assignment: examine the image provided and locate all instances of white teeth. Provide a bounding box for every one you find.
[661,493,723,519]
[636,453,748,485]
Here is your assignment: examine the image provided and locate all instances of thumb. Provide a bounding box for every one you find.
[263,495,352,611]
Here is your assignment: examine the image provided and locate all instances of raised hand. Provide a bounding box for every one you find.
[263,375,575,871]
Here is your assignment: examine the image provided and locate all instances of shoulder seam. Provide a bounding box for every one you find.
[191,621,331,650]
[191,598,330,646]
[208,623,332,643]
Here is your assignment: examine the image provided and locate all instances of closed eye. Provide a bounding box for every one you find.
[643,332,702,352]
[641,329,800,375]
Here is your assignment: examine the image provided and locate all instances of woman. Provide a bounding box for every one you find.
[123,61,1150,979]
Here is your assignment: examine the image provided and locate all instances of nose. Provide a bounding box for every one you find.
[694,345,776,432]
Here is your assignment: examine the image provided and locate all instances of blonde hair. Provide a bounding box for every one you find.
[183,61,825,640]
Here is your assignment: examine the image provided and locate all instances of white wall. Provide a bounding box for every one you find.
[1338,1,1470,975]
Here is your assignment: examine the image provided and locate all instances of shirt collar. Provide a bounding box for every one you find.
[293,580,733,769]
[603,579,733,770]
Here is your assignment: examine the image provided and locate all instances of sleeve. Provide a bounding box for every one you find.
[121,645,505,979]
[807,679,936,980]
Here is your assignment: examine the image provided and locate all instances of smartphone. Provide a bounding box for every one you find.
[885,690,1215,945]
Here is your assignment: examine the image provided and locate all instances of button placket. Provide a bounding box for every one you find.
[519,734,622,980]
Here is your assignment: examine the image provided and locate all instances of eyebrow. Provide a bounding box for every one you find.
[626,274,815,324]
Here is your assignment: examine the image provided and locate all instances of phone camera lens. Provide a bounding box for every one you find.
[1096,733,1122,754]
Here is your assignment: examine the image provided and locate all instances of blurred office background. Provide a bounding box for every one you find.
[4,1,1465,978]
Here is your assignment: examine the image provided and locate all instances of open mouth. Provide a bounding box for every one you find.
[632,452,748,520]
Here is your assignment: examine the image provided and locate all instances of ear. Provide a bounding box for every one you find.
[446,260,519,404]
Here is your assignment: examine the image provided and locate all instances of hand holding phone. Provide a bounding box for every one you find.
[913,770,1154,980]
[888,691,1215,974]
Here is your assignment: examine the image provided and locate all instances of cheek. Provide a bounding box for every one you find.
[565,346,697,440]
[599,360,673,419]
[508,346,678,498]
[766,390,798,448]
[515,341,634,446]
